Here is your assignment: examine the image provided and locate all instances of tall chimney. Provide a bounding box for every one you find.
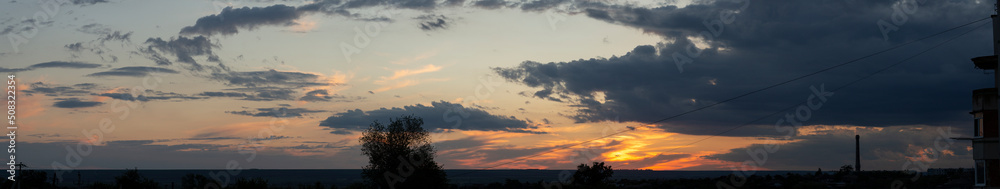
[855,135,861,172]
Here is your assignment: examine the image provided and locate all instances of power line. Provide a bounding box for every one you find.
[458,16,991,175]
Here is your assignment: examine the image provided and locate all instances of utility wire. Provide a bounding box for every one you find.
[457,16,992,175]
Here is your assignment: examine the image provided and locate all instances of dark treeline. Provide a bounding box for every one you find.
[0,165,973,189]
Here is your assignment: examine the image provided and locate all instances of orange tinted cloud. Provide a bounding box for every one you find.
[14,82,44,119]
[383,64,442,81]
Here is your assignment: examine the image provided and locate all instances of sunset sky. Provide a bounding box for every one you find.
[0,0,993,171]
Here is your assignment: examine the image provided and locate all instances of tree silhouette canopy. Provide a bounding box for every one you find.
[573,162,614,187]
[115,168,159,189]
[359,115,448,189]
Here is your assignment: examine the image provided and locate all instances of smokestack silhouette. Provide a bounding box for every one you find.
[855,135,860,172]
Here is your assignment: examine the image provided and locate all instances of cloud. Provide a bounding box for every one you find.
[65,42,84,52]
[23,82,93,96]
[704,126,970,171]
[416,15,451,31]
[179,5,308,36]
[96,89,202,101]
[381,64,442,81]
[0,61,103,73]
[213,69,333,88]
[320,101,540,133]
[71,0,110,5]
[27,61,102,69]
[87,66,180,77]
[142,36,220,69]
[64,24,133,62]
[472,0,510,9]
[299,89,333,102]
[53,98,103,108]
[221,87,297,101]
[201,87,335,102]
[21,140,352,169]
[519,0,570,12]
[201,69,344,102]
[249,88,297,101]
[0,67,29,73]
[494,1,988,136]
[228,107,327,118]
[618,153,691,169]
[174,0,609,35]
[198,91,252,98]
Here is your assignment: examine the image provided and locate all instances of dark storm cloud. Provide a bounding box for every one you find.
[87,66,180,77]
[319,101,540,133]
[53,98,102,108]
[179,5,305,36]
[494,0,990,136]
[176,0,607,35]
[142,36,220,69]
[227,107,327,118]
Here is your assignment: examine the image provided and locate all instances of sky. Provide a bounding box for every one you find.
[0,0,994,172]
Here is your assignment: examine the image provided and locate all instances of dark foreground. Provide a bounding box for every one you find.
[0,169,972,188]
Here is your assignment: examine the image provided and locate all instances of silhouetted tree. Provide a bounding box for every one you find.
[181,173,220,189]
[114,168,159,189]
[225,177,267,189]
[839,165,854,174]
[572,162,614,187]
[20,170,48,188]
[359,115,448,189]
[88,181,115,189]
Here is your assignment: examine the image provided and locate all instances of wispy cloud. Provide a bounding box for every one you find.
[371,64,444,92]
[382,64,442,81]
